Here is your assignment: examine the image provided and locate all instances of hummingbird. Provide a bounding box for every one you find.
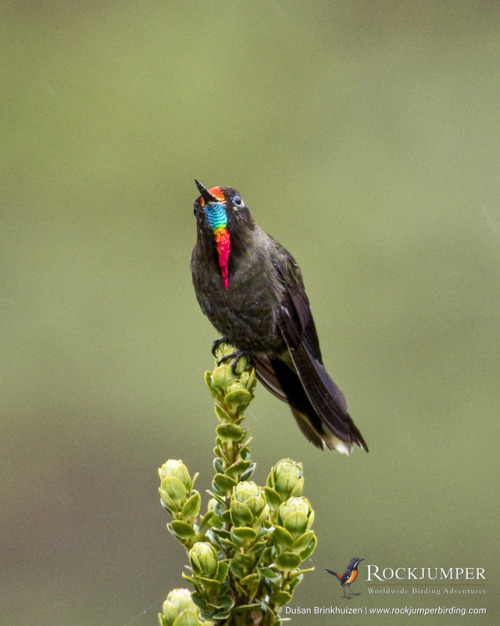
[191,180,368,454]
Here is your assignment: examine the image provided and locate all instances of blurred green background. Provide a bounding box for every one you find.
[2,1,499,624]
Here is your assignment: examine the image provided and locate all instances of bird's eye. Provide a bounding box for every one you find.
[233,194,243,207]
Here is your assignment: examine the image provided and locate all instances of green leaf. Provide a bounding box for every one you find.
[181,492,201,522]
[211,527,231,541]
[225,459,252,480]
[239,441,253,460]
[224,388,252,414]
[260,546,274,565]
[196,575,222,593]
[216,423,244,441]
[291,530,315,553]
[214,594,235,612]
[299,534,317,560]
[270,589,293,606]
[281,511,308,537]
[172,610,200,626]
[191,472,199,489]
[255,527,272,541]
[239,572,261,597]
[239,464,256,481]
[214,405,232,422]
[160,476,187,505]
[246,541,267,562]
[229,552,255,578]
[213,457,224,473]
[204,371,215,395]
[295,566,315,576]
[246,367,256,390]
[158,492,177,515]
[211,608,232,620]
[230,501,253,526]
[213,473,237,493]
[198,509,214,531]
[259,566,281,582]
[263,486,283,510]
[229,559,245,579]
[272,526,293,550]
[168,520,196,540]
[214,560,230,583]
[206,489,226,506]
[276,551,301,571]
[232,526,257,543]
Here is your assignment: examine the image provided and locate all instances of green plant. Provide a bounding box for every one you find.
[158,344,316,626]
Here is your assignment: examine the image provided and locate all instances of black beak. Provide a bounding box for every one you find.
[195,179,218,204]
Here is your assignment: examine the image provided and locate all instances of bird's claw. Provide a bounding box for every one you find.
[218,349,253,374]
[211,337,229,356]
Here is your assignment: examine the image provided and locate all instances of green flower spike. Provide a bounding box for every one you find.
[158,588,203,626]
[158,459,198,517]
[265,459,304,513]
[208,343,255,416]
[272,497,317,573]
[158,460,201,548]
[278,497,315,539]
[189,542,220,580]
[158,345,317,624]
[230,481,269,529]
[187,542,232,620]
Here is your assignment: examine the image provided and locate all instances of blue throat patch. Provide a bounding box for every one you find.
[205,202,227,231]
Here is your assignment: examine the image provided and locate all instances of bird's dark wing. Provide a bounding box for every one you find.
[254,354,326,449]
[273,247,368,453]
[340,569,351,585]
[253,354,288,403]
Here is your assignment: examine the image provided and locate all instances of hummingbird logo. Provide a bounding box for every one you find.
[325,557,364,599]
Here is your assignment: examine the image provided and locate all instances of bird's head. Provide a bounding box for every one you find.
[193,180,253,289]
[193,180,252,232]
[349,557,365,569]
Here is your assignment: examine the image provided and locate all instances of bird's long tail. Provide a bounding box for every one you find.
[255,349,368,454]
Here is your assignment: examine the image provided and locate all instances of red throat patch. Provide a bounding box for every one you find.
[214,228,230,289]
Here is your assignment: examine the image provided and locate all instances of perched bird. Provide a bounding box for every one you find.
[325,558,364,599]
[191,180,368,454]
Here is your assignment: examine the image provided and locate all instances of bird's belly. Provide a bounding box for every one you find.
[197,276,285,354]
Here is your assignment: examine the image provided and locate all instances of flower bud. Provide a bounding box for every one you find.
[267,459,304,501]
[206,497,223,529]
[159,588,200,626]
[189,542,219,580]
[158,460,193,516]
[159,459,192,490]
[212,362,237,396]
[231,481,269,529]
[277,497,314,539]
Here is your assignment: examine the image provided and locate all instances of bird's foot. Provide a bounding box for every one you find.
[218,349,253,374]
[351,592,361,596]
[211,337,229,356]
